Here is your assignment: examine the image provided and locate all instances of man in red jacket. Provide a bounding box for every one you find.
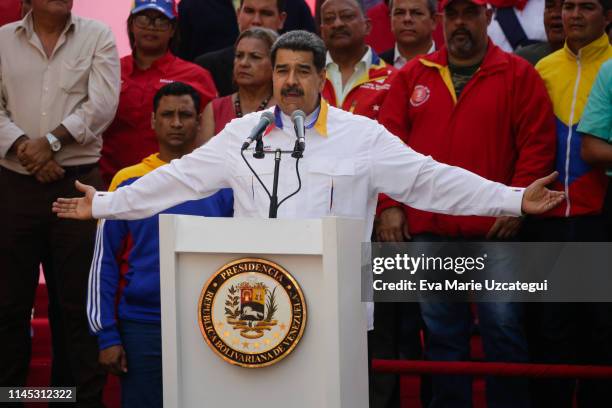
[377,0,556,406]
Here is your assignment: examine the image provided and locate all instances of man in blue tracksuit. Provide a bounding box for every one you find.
[86,82,233,408]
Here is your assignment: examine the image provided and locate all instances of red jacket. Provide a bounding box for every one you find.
[378,41,556,237]
[364,2,394,54]
[100,52,217,187]
[322,51,396,120]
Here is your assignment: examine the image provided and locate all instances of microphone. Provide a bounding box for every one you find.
[291,110,306,153]
[241,111,275,151]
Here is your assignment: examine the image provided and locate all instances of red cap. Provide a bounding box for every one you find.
[439,0,487,10]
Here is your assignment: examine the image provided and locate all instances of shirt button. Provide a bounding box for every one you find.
[42,112,47,116]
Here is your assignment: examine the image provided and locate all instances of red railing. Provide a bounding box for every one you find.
[372,359,612,379]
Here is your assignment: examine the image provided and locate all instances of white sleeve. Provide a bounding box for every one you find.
[370,127,524,217]
[93,133,232,220]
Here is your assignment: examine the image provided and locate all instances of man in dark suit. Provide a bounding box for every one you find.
[380,0,437,68]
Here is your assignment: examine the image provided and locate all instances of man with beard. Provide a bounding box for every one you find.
[515,0,565,65]
[377,0,556,406]
[320,0,396,120]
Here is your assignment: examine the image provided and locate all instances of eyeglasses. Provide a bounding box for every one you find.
[132,14,172,31]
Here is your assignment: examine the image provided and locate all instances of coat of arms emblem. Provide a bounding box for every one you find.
[198,258,307,368]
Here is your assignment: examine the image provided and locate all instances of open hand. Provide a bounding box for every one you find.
[52,180,96,220]
[521,172,565,215]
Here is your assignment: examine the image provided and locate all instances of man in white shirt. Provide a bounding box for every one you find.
[53,29,561,231]
[53,31,563,352]
[320,0,395,119]
[380,0,437,69]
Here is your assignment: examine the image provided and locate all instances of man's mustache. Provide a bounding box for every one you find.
[281,86,304,97]
[330,29,350,37]
[451,28,472,39]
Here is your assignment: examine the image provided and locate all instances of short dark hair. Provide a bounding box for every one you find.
[561,0,611,12]
[321,0,366,14]
[239,0,287,13]
[389,0,438,16]
[153,82,201,113]
[271,30,327,72]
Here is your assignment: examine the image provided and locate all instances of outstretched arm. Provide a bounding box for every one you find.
[53,181,96,219]
[371,127,564,218]
[53,132,231,220]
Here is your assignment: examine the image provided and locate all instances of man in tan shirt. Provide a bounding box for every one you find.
[0,0,119,405]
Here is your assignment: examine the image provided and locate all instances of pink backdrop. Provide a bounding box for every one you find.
[73,0,316,58]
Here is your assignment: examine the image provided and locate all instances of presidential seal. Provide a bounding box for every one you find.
[198,258,307,368]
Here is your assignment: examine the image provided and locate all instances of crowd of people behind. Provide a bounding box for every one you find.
[1,0,611,407]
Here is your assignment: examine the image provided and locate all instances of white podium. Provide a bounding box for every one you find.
[159,215,368,408]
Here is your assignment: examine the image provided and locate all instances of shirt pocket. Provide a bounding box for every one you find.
[306,157,356,216]
[59,56,92,94]
[232,158,275,216]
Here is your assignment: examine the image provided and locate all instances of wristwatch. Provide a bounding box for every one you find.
[45,133,61,152]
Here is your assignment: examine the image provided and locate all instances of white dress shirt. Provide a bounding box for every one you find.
[325,47,372,106]
[93,102,524,239]
[92,102,525,330]
[393,41,436,70]
[0,13,120,173]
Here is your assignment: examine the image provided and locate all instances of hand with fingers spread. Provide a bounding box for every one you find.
[99,345,128,376]
[376,206,411,242]
[521,171,565,215]
[35,160,65,184]
[52,180,96,220]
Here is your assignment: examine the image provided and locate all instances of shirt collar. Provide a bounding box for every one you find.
[325,46,373,72]
[563,34,611,62]
[16,12,76,38]
[393,43,407,68]
[268,99,329,137]
[394,41,436,68]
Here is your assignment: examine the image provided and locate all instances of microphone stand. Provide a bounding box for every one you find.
[240,126,305,219]
[269,149,282,218]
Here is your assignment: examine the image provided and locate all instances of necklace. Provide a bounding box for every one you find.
[234,92,271,118]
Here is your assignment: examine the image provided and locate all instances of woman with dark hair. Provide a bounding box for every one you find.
[200,27,278,144]
[99,0,217,187]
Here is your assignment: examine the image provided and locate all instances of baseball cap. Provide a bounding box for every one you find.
[131,0,177,20]
[439,0,487,10]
